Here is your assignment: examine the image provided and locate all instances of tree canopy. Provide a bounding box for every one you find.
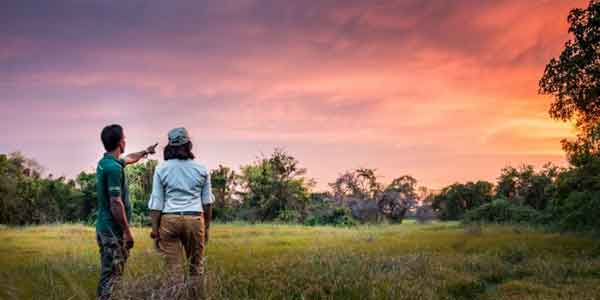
[539,0,600,128]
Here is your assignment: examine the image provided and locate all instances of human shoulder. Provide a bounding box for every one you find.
[153,160,171,175]
[98,156,122,172]
[187,160,209,174]
[99,160,123,180]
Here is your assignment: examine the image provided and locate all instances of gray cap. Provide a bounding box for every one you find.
[168,127,190,146]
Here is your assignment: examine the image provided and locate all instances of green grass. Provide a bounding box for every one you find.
[1,222,600,299]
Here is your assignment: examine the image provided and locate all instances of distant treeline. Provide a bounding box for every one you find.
[0,149,424,227]
[1,143,599,232]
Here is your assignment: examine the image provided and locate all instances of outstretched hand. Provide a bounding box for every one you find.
[145,143,158,156]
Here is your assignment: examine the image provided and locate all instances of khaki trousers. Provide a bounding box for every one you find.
[158,213,206,294]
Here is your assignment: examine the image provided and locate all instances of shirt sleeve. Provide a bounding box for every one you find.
[201,172,214,205]
[106,166,123,198]
[148,169,165,211]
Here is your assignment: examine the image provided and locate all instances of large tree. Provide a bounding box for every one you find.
[539,0,600,163]
[539,0,600,127]
[539,1,600,231]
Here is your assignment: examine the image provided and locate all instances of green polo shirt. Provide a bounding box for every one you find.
[95,153,131,235]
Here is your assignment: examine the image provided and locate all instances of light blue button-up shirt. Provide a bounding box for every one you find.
[148,159,214,213]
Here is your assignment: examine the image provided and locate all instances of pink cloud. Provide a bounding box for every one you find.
[0,0,588,189]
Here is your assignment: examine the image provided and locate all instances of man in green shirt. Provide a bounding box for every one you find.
[96,124,157,300]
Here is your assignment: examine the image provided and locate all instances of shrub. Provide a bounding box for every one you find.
[463,198,546,224]
[415,205,436,224]
[235,207,261,223]
[132,213,150,227]
[274,209,302,223]
[213,206,238,222]
[304,207,357,227]
[551,191,600,232]
[431,181,494,221]
[550,158,600,232]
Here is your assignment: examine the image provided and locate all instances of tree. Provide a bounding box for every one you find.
[539,0,600,164]
[539,1,600,231]
[125,160,158,225]
[431,181,494,220]
[539,0,600,128]
[377,175,419,223]
[551,158,600,231]
[329,171,423,223]
[238,149,312,221]
[0,153,84,225]
[0,153,20,224]
[210,165,238,220]
[329,168,383,222]
[75,171,96,222]
[329,168,382,201]
[0,153,46,224]
[495,164,560,210]
[561,124,600,166]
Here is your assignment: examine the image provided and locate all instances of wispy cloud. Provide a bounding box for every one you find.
[0,0,585,188]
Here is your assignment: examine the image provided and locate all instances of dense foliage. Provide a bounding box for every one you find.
[210,165,239,221]
[550,156,600,231]
[237,149,312,222]
[537,0,600,232]
[463,198,547,225]
[431,181,494,221]
[0,153,89,225]
[539,0,600,128]
[0,153,158,225]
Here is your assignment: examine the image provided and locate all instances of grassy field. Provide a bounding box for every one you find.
[1,222,600,300]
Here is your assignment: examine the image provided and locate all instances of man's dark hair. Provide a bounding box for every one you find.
[101,124,124,152]
[164,142,195,160]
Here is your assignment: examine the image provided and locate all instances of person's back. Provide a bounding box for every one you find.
[96,154,130,236]
[152,159,211,213]
[148,127,213,298]
[94,124,157,300]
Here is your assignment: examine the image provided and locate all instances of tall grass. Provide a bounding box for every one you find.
[1,222,599,299]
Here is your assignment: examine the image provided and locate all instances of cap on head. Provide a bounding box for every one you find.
[168,127,190,146]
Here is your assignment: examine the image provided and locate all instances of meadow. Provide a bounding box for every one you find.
[1,222,600,300]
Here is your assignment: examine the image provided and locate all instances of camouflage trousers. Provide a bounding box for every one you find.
[96,231,129,300]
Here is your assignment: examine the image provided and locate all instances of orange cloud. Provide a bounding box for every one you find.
[0,0,587,189]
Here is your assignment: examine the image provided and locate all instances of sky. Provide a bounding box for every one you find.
[0,0,586,191]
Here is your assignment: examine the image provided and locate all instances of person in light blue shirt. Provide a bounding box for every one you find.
[148,151,214,214]
[148,127,213,297]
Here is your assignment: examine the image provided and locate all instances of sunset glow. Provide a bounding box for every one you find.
[0,0,586,189]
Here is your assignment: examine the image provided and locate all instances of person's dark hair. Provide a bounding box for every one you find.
[164,142,195,160]
[101,124,124,152]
